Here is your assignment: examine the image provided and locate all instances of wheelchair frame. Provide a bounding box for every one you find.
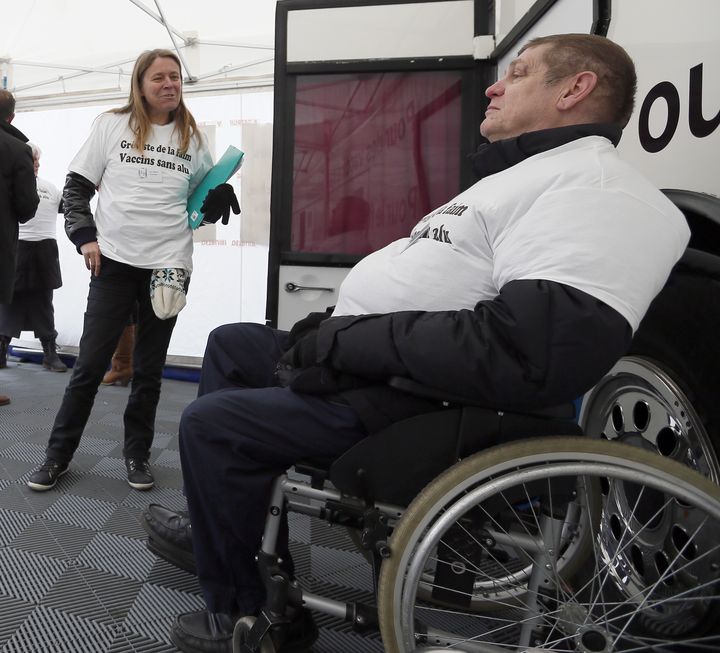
[233,410,720,653]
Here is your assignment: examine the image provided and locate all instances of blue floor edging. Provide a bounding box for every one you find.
[8,346,201,383]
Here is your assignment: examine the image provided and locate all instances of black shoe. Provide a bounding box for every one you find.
[27,459,69,491]
[170,609,237,653]
[42,352,68,373]
[142,504,196,574]
[40,337,68,373]
[125,457,154,490]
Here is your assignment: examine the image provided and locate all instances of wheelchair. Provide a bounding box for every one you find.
[233,379,720,653]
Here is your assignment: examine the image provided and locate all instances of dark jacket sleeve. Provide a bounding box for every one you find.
[63,171,97,250]
[12,144,39,223]
[315,279,633,410]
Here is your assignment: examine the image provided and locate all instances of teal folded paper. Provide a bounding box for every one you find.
[187,146,244,229]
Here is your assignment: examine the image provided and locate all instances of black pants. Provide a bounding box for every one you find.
[180,323,368,614]
[46,256,177,463]
[0,288,57,339]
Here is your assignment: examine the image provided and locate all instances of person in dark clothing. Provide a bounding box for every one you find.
[144,35,691,653]
[0,90,40,404]
[0,142,67,373]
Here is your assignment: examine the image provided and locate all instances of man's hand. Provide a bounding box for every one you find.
[200,183,240,226]
[80,241,101,277]
[275,329,368,395]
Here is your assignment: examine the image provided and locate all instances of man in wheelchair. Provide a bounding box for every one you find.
[144,34,691,653]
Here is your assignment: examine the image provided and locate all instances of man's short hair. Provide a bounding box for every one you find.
[0,89,16,121]
[521,34,637,128]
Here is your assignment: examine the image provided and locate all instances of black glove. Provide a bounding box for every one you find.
[280,330,319,369]
[200,183,240,225]
[275,329,370,395]
[275,330,319,387]
[275,358,365,395]
[276,317,327,386]
[287,307,334,347]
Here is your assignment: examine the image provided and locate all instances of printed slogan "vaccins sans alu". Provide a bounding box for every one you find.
[118,139,192,174]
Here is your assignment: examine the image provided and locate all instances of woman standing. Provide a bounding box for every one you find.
[28,49,226,492]
[0,143,67,373]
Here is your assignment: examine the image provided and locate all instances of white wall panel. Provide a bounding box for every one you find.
[287,1,475,62]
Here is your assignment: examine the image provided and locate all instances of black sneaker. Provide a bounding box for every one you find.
[27,459,69,491]
[126,457,154,490]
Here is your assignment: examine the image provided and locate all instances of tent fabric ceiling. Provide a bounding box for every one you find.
[1,0,278,109]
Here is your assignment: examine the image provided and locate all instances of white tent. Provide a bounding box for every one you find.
[2,0,277,108]
[2,1,279,362]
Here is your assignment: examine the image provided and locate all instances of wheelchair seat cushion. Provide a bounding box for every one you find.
[329,405,582,505]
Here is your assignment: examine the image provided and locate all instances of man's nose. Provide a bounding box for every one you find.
[485,79,504,98]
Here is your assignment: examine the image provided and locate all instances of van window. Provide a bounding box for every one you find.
[291,70,463,256]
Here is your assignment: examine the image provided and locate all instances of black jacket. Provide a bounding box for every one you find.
[315,280,631,432]
[0,120,39,303]
[283,280,631,433]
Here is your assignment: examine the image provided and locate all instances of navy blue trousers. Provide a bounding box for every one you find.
[47,256,176,463]
[179,323,368,614]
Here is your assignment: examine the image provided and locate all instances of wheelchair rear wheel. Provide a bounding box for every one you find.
[378,437,720,652]
[413,464,599,612]
[579,355,719,481]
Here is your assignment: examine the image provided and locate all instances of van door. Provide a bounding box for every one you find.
[267,0,489,329]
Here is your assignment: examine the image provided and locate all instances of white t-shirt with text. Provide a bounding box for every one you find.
[19,176,61,242]
[334,136,690,332]
[69,112,213,272]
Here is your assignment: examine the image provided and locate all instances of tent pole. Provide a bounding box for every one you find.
[127,0,188,43]
[152,0,198,83]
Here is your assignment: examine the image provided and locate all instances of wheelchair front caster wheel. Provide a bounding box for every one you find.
[232,616,277,653]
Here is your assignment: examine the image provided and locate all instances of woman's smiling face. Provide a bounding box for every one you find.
[141,56,182,125]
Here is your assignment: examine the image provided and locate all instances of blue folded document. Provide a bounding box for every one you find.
[187,146,244,229]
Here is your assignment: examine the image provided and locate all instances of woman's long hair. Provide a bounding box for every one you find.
[111,49,199,154]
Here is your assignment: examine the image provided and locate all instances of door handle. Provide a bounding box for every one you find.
[284,282,335,293]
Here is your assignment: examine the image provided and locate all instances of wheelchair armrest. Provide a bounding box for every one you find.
[387,376,575,420]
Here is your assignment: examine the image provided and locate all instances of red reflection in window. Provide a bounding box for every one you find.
[292,71,462,256]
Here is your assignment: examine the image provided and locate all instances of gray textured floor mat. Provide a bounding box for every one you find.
[0,357,383,652]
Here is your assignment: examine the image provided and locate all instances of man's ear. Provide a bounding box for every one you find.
[557,71,598,112]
